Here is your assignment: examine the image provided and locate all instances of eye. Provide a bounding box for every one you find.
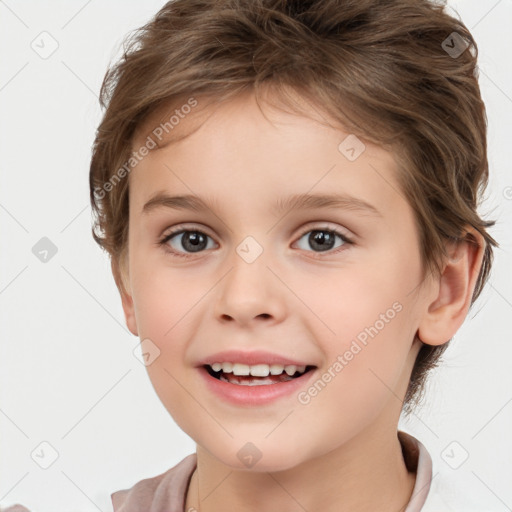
[294,226,353,255]
[159,228,217,258]
[158,224,353,260]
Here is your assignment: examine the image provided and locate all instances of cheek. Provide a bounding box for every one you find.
[131,260,202,339]
[130,265,202,420]
[286,258,408,346]
[294,261,416,415]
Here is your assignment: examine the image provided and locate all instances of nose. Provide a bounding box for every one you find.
[214,251,287,326]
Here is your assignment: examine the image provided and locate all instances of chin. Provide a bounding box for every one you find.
[203,440,311,473]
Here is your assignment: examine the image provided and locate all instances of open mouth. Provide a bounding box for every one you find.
[204,364,317,386]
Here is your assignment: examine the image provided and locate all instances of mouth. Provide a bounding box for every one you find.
[204,363,317,386]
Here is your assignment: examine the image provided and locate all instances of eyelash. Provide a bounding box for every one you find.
[158,224,354,260]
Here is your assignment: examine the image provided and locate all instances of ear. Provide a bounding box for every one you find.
[111,254,138,337]
[417,226,485,346]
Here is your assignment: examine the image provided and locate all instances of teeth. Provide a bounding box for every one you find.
[221,362,233,373]
[233,363,250,375]
[250,364,270,377]
[284,365,297,376]
[270,364,285,375]
[208,362,307,376]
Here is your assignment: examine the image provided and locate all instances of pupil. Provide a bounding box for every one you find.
[310,230,334,252]
[183,232,206,252]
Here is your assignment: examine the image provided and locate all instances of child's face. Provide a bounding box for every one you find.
[121,90,430,471]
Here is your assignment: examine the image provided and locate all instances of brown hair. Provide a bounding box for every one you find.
[89,0,498,415]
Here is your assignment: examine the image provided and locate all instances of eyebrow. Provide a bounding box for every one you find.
[273,193,381,217]
[142,192,382,217]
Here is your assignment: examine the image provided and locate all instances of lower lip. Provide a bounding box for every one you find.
[197,366,317,406]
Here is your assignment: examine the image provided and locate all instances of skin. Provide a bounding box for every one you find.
[114,88,484,512]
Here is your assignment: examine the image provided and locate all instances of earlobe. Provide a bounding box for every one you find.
[111,257,139,337]
[417,227,485,346]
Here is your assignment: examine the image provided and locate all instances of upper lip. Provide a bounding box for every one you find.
[197,350,315,367]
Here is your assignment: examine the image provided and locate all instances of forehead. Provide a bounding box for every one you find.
[129,90,407,220]
[132,88,390,158]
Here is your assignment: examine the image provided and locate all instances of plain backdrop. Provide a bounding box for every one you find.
[1,1,511,511]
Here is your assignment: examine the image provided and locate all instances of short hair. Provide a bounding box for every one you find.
[89,0,498,415]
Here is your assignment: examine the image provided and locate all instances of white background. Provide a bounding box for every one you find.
[1,1,511,510]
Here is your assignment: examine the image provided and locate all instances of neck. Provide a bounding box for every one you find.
[185,424,416,512]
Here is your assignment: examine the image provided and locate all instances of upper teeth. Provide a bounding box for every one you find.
[208,362,307,377]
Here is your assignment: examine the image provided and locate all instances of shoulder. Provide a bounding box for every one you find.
[111,453,197,512]
[398,431,502,512]
[0,455,197,512]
